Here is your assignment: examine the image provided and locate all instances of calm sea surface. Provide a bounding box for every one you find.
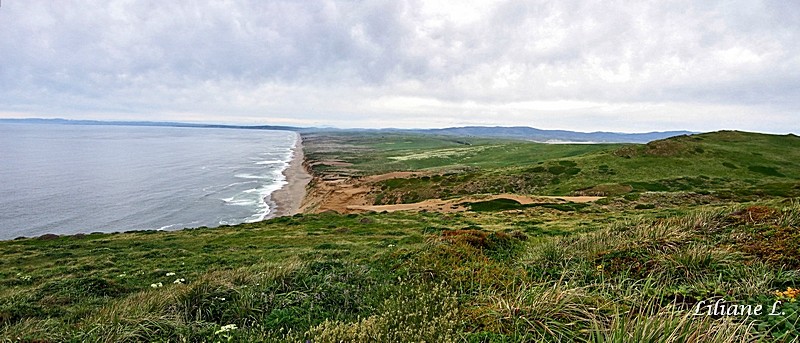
[0,124,297,240]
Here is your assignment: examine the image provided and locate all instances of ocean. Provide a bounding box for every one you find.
[0,123,297,240]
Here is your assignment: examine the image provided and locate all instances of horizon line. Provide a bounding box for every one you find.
[0,116,709,136]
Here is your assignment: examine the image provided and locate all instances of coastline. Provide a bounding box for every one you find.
[268,132,311,218]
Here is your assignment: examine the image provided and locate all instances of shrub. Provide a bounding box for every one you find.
[307,282,460,342]
[748,165,786,177]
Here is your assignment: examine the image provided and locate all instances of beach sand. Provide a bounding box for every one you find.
[269,133,311,217]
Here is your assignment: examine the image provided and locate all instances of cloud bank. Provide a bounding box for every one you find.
[1,0,798,132]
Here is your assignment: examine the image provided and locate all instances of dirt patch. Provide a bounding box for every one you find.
[724,206,800,268]
[302,171,431,214]
[363,171,419,182]
[301,165,603,215]
[728,206,780,225]
[347,198,466,213]
[739,225,800,268]
[300,178,374,214]
[343,193,602,214]
[551,196,604,203]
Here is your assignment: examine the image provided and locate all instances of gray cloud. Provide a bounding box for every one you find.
[0,0,798,132]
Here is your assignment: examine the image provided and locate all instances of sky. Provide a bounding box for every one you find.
[1,1,798,133]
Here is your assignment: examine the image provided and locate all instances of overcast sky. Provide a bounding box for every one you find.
[1,1,798,132]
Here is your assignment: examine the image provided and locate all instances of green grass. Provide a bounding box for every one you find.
[303,131,616,176]
[309,131,800,203]
[0,206,623,341]
[2,130,800,341]
[3,201,799,341]
[554,131,800,196]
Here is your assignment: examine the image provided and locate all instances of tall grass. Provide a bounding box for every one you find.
[514,203,800,342]
[588,305,757,343]
[307,282,460,342]
[2,203,798,341]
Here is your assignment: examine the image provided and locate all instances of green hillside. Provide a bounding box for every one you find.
[302,132,619,176]
[558,131,800,196]
[366,131,800,204]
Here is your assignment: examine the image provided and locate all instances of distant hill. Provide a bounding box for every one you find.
[0,118,299,132]
[1,118,691,143]
[401,126,693,143]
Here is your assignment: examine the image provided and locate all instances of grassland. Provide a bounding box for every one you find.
[1,130,799,342]
[304,131,800,205]
[302,131,617,175]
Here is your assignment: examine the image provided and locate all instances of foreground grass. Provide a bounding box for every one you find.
[2,200,798,341]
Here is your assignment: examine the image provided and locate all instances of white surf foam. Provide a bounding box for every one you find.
[254,160,285,165]
[234,173,271,179]
[226,134,296,223]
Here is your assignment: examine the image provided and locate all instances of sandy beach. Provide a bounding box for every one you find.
[268,133,312,217]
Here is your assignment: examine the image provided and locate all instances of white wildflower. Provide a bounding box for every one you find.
[214,324,238,335]
[173,278,185,284]
[166,272,176,277]
[150,282,163,288]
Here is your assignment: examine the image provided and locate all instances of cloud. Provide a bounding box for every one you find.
[0,0,798,132]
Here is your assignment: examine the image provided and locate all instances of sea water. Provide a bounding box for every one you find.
[0,123,297,240]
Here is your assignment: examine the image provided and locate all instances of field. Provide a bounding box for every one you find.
[1,130,799,341]
[305,131,800,205]
[302,132,617,175]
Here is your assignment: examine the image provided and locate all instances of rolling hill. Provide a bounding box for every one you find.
[316,130,800,204]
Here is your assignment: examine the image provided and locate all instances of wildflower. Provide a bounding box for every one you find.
[388,244,396,247]
[775,287,799,302]
[596,264,604,271]
[117,273,126,278]
[214,324,238,335]
[150,282,163,288]
[173,278,185,284]
[166,272,176,277]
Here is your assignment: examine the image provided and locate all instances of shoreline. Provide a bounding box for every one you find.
[268,132,311,218]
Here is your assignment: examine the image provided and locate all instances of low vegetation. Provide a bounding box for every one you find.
[1,130,799,341]
[306,131,800,204]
